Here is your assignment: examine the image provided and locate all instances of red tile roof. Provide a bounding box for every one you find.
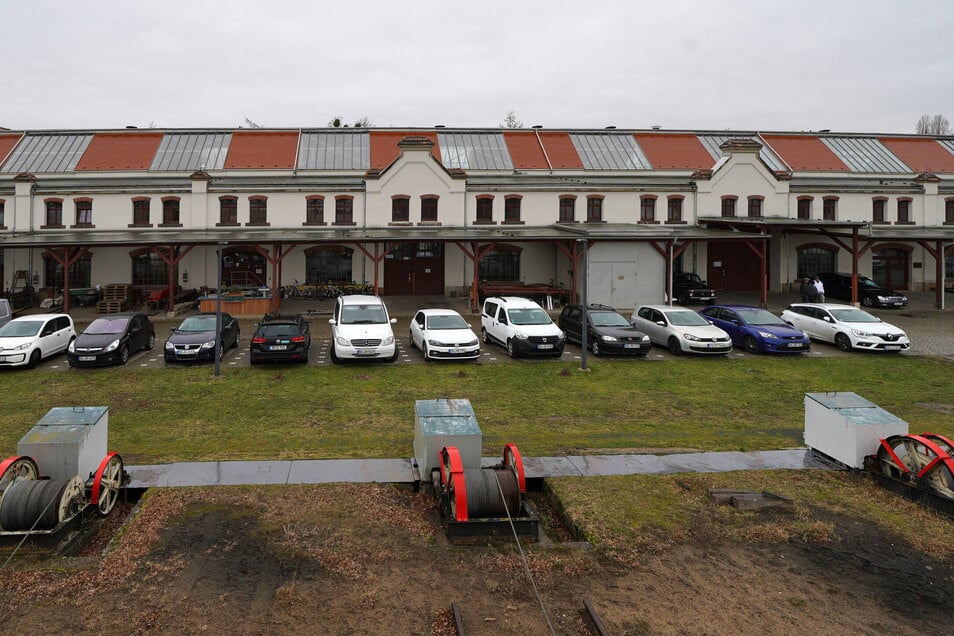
[225,131,298,169]
[760,135,848,171]
[633,133,713,170]
[539,132,583,169]
[503,131,548,169]
[75,132,163,171]
[0,133,23,166]
[878,137,954,173]
[369,131,439,170]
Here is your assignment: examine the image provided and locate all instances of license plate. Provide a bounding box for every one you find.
[537,343,553,349]
[354,348,376,356]
[79,356,96,361]
[178,351,197,357]
[624,344,639,349]
[884,345,901,350]
[787,343,803,348]
[269,345,287,351]
[449,348,462,354]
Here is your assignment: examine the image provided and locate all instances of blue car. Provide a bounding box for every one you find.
[699,305,810,354]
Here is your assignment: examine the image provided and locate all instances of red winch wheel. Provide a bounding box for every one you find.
[90,452,124,516]
[876,434,954,500]
[0,456,39,502]
[503,443,526,493]
[440,446,468,522]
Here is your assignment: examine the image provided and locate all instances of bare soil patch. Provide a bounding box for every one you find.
[0,484,949,635]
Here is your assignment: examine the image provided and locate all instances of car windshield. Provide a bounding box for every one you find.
[736,309,786,326]
[341,305,388,324]
[177,316,217,332]
[830,308,879,323]
[590,311,630,327]
[426,314,469,330]
[85,317,130,335]
[859,278,882,289]
[681,273,704,284]
[508,308,552,325]
[0,321,42,337]
[665,310,710,327]
[260,324,299,337]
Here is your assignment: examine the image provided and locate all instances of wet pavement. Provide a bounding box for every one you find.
[126,448,836,489]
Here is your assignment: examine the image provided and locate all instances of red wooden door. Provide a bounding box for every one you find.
[383,243,444,295]
[706,240,763,292]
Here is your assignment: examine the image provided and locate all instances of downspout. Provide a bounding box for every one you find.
[533,126,553,175]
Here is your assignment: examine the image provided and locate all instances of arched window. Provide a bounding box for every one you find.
[131,249,172,287]
[305,245,354,284]
[796,244,837,279]
[43,251,92,289]
[558,195,576,223]
[479,244,521,281]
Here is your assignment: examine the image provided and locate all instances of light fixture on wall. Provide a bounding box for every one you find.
[182,269,189,283]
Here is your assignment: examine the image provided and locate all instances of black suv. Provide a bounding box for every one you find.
[250,314,311,364]
[672,272,716,305]
[558,303,651,356]
[816,272,908,308]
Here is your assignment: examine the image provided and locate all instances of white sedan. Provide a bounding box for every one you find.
[630,304,732,355]
[409,309,480,361]
[780,303,909,352]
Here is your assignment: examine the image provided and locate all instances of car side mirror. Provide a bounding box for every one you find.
[656,320,666,327]
[328,319,337,325]
[823,316,832,322]
[390,318,397,324]
[730,319,741,325]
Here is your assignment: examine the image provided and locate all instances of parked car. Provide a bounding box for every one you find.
[67,312,155,367]
[481,296,565,358]
[0,298,12,330]
[409,309,480,361]
[780,303,910,352]
[558,303,651,356]
[698,305,810,354]
[630,304,732,355]
[0,313,76,368]
[329,295,397,363]
[816,272,908,308]
[672,272,716,305]
[164,312,241,363]
[250,314,311,364]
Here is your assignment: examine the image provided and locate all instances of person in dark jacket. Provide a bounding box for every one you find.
[800,277,812,302]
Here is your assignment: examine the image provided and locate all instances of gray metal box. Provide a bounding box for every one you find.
[18,406,109,481]
[804,392,908,469]
[413,399,482,480]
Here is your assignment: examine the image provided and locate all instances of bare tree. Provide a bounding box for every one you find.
[916,114,950,135]
[501,111,523,128]
[328,116,373,128]
[243,117,263,129]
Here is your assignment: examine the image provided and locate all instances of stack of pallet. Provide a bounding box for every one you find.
[97,284,133,313]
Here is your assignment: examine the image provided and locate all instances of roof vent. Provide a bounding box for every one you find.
[434,124,445,128]
[125,125,138,129]
[651,125,661,130]
[605,126,616,130]
[532,125,543,129]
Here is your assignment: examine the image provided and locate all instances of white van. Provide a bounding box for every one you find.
[328,295,398,363]
[480,296,565,358]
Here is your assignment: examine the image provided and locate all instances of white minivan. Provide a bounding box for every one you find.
[480,296,565,358]
[328,295,398,363]
[0,313,77,368]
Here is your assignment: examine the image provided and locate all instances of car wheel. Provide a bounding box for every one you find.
[482,328,490,344]
[27,349,41,369]
[408,331,416,349]
[232,332,240,348]
[507,339,518,358]
[835,333,852,352]
[862,296,873,307]
[330,345,341,364]
[742,336,759,354]
[145,333,155,351]
[387,348,399,363]
[119,345,129,365]
[668,337,682,356]
[218,342,226,360]
[591,339,601,356]
[422,343,431,361]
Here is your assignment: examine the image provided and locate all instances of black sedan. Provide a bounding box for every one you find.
[250,314,311,364]
[68,312,155,367]
[164,312,240,363]
[558,303,651,356]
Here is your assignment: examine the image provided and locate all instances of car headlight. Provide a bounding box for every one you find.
[601,335,618,342]
[335,335,351,346]
[465,339,479,347]
[104,339,120,352]
[877,296,888,302]
[200,340,217,349]
[683,333,701,342]
[756,331,778,340]
[642,335,650,342]
[68,340,76,353]
[14,342,32,351]
[382,335,394,346]
[513,330,528,340]
[164,341,174,350]
[851,329,874,338]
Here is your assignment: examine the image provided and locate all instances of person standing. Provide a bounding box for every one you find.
[813,276,825,302]
[800,277,812,302]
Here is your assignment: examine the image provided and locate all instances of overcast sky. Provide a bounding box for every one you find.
[4,0,952,134]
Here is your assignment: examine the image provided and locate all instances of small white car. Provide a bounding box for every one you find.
[480,296,565,358]
[329,295,398,363]
[630,304,732,355]
[780,303,910,352]
[0,313,77,368]
[409,309,480,361]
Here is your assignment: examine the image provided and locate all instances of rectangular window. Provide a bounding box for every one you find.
[946,200,954,224]
[640,198,656,222]
[559,197,575,222]
[747,198,762,218]
[335,198,353,224]
[46,201,63,226]
[504,198,521,223]
[667,198,683,222]
[872,199,885,223]
[721,198,736,217]
[219,198,237,225]
[476,198,493,223]
[162,199,180,225]
[75,201,93,225]
[0,200,4,227]
[587,197,603,222]
[421,197,438,222]
[823,198,837,221]
[797,198,811,220]
[392,198,409,222]
[306,198,324,224]
[132,200,150,225]
[249,198,267,225]
[897,199,910,223]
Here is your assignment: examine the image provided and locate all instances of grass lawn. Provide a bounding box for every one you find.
[1,356,952,464]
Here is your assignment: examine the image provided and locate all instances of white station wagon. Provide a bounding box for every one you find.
[780,303,910,352]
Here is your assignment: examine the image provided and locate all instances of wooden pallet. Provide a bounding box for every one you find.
[97,299,130,314]
[101,284,132,300]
